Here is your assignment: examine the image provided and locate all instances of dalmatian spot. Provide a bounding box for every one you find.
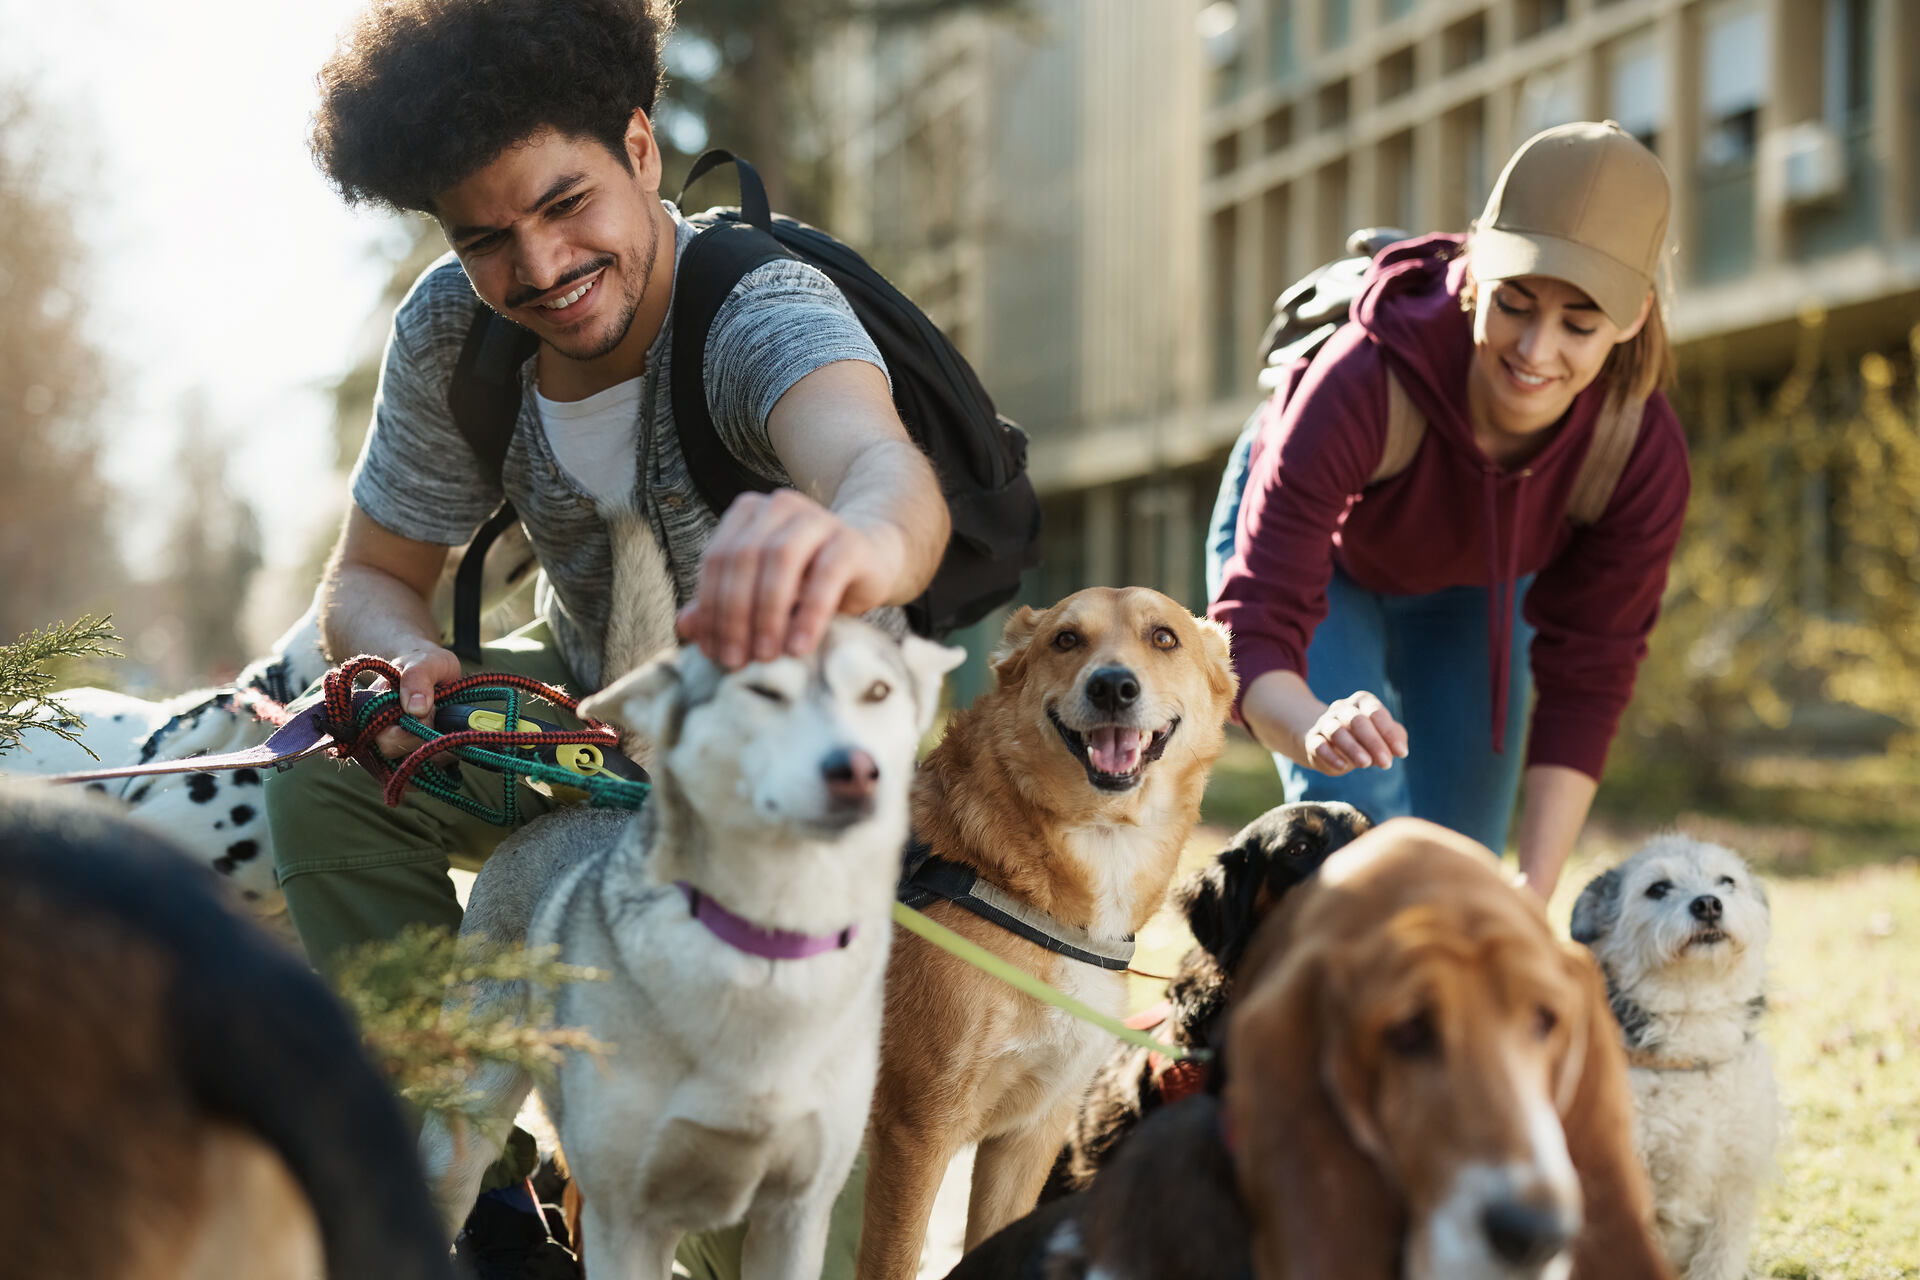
[230,804,257,826]
[86,782,107,794]
[227,840,261,863]
[214,856,236,874]
[233,768,262,787]
[129,783,152,805]
[187,772,219,804]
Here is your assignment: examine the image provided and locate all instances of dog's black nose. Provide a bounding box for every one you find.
[1084,666,1140,713]
[822,748,880,809]
[1482,1199,1571,1268]
[1690,894,1723,922]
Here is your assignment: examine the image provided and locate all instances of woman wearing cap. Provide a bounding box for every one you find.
[1208,121,1687,900]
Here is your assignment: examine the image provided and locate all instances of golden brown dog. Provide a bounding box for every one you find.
[1226,818,1672,1280]
[858,587,1237,1280]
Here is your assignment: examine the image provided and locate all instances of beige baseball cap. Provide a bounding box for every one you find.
[1471,120,1670,329]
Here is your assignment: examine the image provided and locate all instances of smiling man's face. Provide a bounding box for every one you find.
[434,112,670,383]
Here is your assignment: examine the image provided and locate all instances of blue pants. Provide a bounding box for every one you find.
[1206,429,1534,853]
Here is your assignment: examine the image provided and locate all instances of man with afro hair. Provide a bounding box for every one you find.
[270,1,947,1275]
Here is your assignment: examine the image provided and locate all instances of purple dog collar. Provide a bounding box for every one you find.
[676,882,857,960]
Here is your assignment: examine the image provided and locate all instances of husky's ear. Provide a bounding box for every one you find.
[898,635,966,734]
[578,646,685,757]
[1569,866,1624,946]
[989,606,1045,687]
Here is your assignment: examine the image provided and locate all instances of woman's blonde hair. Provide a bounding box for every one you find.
[1459,236,1678,404]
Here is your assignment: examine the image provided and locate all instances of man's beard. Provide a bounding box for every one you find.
[547,216,660,363]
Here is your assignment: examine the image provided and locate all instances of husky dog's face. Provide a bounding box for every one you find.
[581,620,963,838]
[1570,835,1770,998]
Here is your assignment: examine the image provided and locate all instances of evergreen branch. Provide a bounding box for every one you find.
[335,925,608,1122]
[0,616,121,759]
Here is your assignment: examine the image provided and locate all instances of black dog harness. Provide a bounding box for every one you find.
[897,839,1136,971]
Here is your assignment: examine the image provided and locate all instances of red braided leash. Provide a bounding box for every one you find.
[321,656,625,810]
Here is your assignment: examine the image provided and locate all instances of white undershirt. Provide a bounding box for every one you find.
[534,377,646,506]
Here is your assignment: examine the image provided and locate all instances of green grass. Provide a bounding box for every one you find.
[1133,738,1920,1278]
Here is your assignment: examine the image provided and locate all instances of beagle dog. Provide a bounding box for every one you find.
[1226,818,1672,1280]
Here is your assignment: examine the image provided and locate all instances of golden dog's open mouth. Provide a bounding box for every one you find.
[1048,709,1179,792]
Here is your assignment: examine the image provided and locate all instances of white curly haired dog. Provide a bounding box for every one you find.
[1570,834,1779,1280]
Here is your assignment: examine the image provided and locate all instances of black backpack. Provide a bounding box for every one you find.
[444,149,1042,659]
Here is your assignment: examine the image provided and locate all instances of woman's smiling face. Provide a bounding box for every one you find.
[1467,273,1650,455]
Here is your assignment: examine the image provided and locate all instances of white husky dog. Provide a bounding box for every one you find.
[1570,835,1779,1280]
[420,514,962,1279]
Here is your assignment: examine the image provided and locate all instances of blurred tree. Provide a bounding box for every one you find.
[157,392,264,681]
[1619,310,1920,796]
[0,83,127,641]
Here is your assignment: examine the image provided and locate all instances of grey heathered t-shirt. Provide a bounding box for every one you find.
[349,202,890,692]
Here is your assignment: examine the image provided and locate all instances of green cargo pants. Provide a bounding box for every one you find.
[263,619,865,1278]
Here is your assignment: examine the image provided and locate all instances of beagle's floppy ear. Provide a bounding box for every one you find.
[1558,946,1675,1280]
[988,606,1046,687]
[1569,866,1624,946]
[1227,945,1403,1280]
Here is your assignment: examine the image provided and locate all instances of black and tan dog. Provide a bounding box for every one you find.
[0,786,450,1280]
[1044,800,1372,1197]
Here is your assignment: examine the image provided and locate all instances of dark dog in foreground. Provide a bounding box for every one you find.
[1044,801,1371,1197]
[0,786,451,1280]
[948,1093,1250,1280]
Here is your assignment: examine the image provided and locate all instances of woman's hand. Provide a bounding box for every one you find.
[1241,670,1410,774]
[1301,691,1409,775]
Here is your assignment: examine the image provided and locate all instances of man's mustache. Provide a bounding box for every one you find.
[507,256,615,309]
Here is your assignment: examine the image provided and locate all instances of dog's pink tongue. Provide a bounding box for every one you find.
[1088,726,1145,775]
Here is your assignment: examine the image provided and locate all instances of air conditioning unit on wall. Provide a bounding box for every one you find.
[1766,121,1848,207]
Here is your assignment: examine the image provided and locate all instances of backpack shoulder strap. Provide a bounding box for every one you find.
[1566,389,1647,526]
[669,215,795,516]
[1369,365,1427,485]
[448,307,539,482]
[446,307,537,662]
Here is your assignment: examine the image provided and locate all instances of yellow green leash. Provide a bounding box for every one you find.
[890,901,1210,1064]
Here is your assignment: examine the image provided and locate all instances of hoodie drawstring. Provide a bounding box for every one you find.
[1483,468,1530,755]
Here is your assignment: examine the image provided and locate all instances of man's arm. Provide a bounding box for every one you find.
[676,358,949,669]
[318,505,462,754]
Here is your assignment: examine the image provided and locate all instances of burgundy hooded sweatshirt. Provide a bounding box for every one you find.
[1209,234,1690,781]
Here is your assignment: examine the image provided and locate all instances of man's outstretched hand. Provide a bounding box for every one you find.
[676,488,906,670]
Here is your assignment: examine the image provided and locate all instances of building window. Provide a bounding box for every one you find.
[1381,0,1414,22]
[1201,2,1246,105]
[1606,28,1666,156]
[1379,45,1416,101]
[1516,0,1568,40]
[1516,62,1581,141]
[1795,0,1880,257]
[1380,131,1417,232]
[1443,11,1487,73]
[1268,0,1297,80]
[1323,0,1351,51]
[1697,0,1767,281]
[1702,0,1766,169]
[1212,207,1242,399]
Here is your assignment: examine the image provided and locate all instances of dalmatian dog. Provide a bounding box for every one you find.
[4,527,539,917]
[1571,834,1780,1280]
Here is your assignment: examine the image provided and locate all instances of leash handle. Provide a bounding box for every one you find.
[890,902,1210,1064]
